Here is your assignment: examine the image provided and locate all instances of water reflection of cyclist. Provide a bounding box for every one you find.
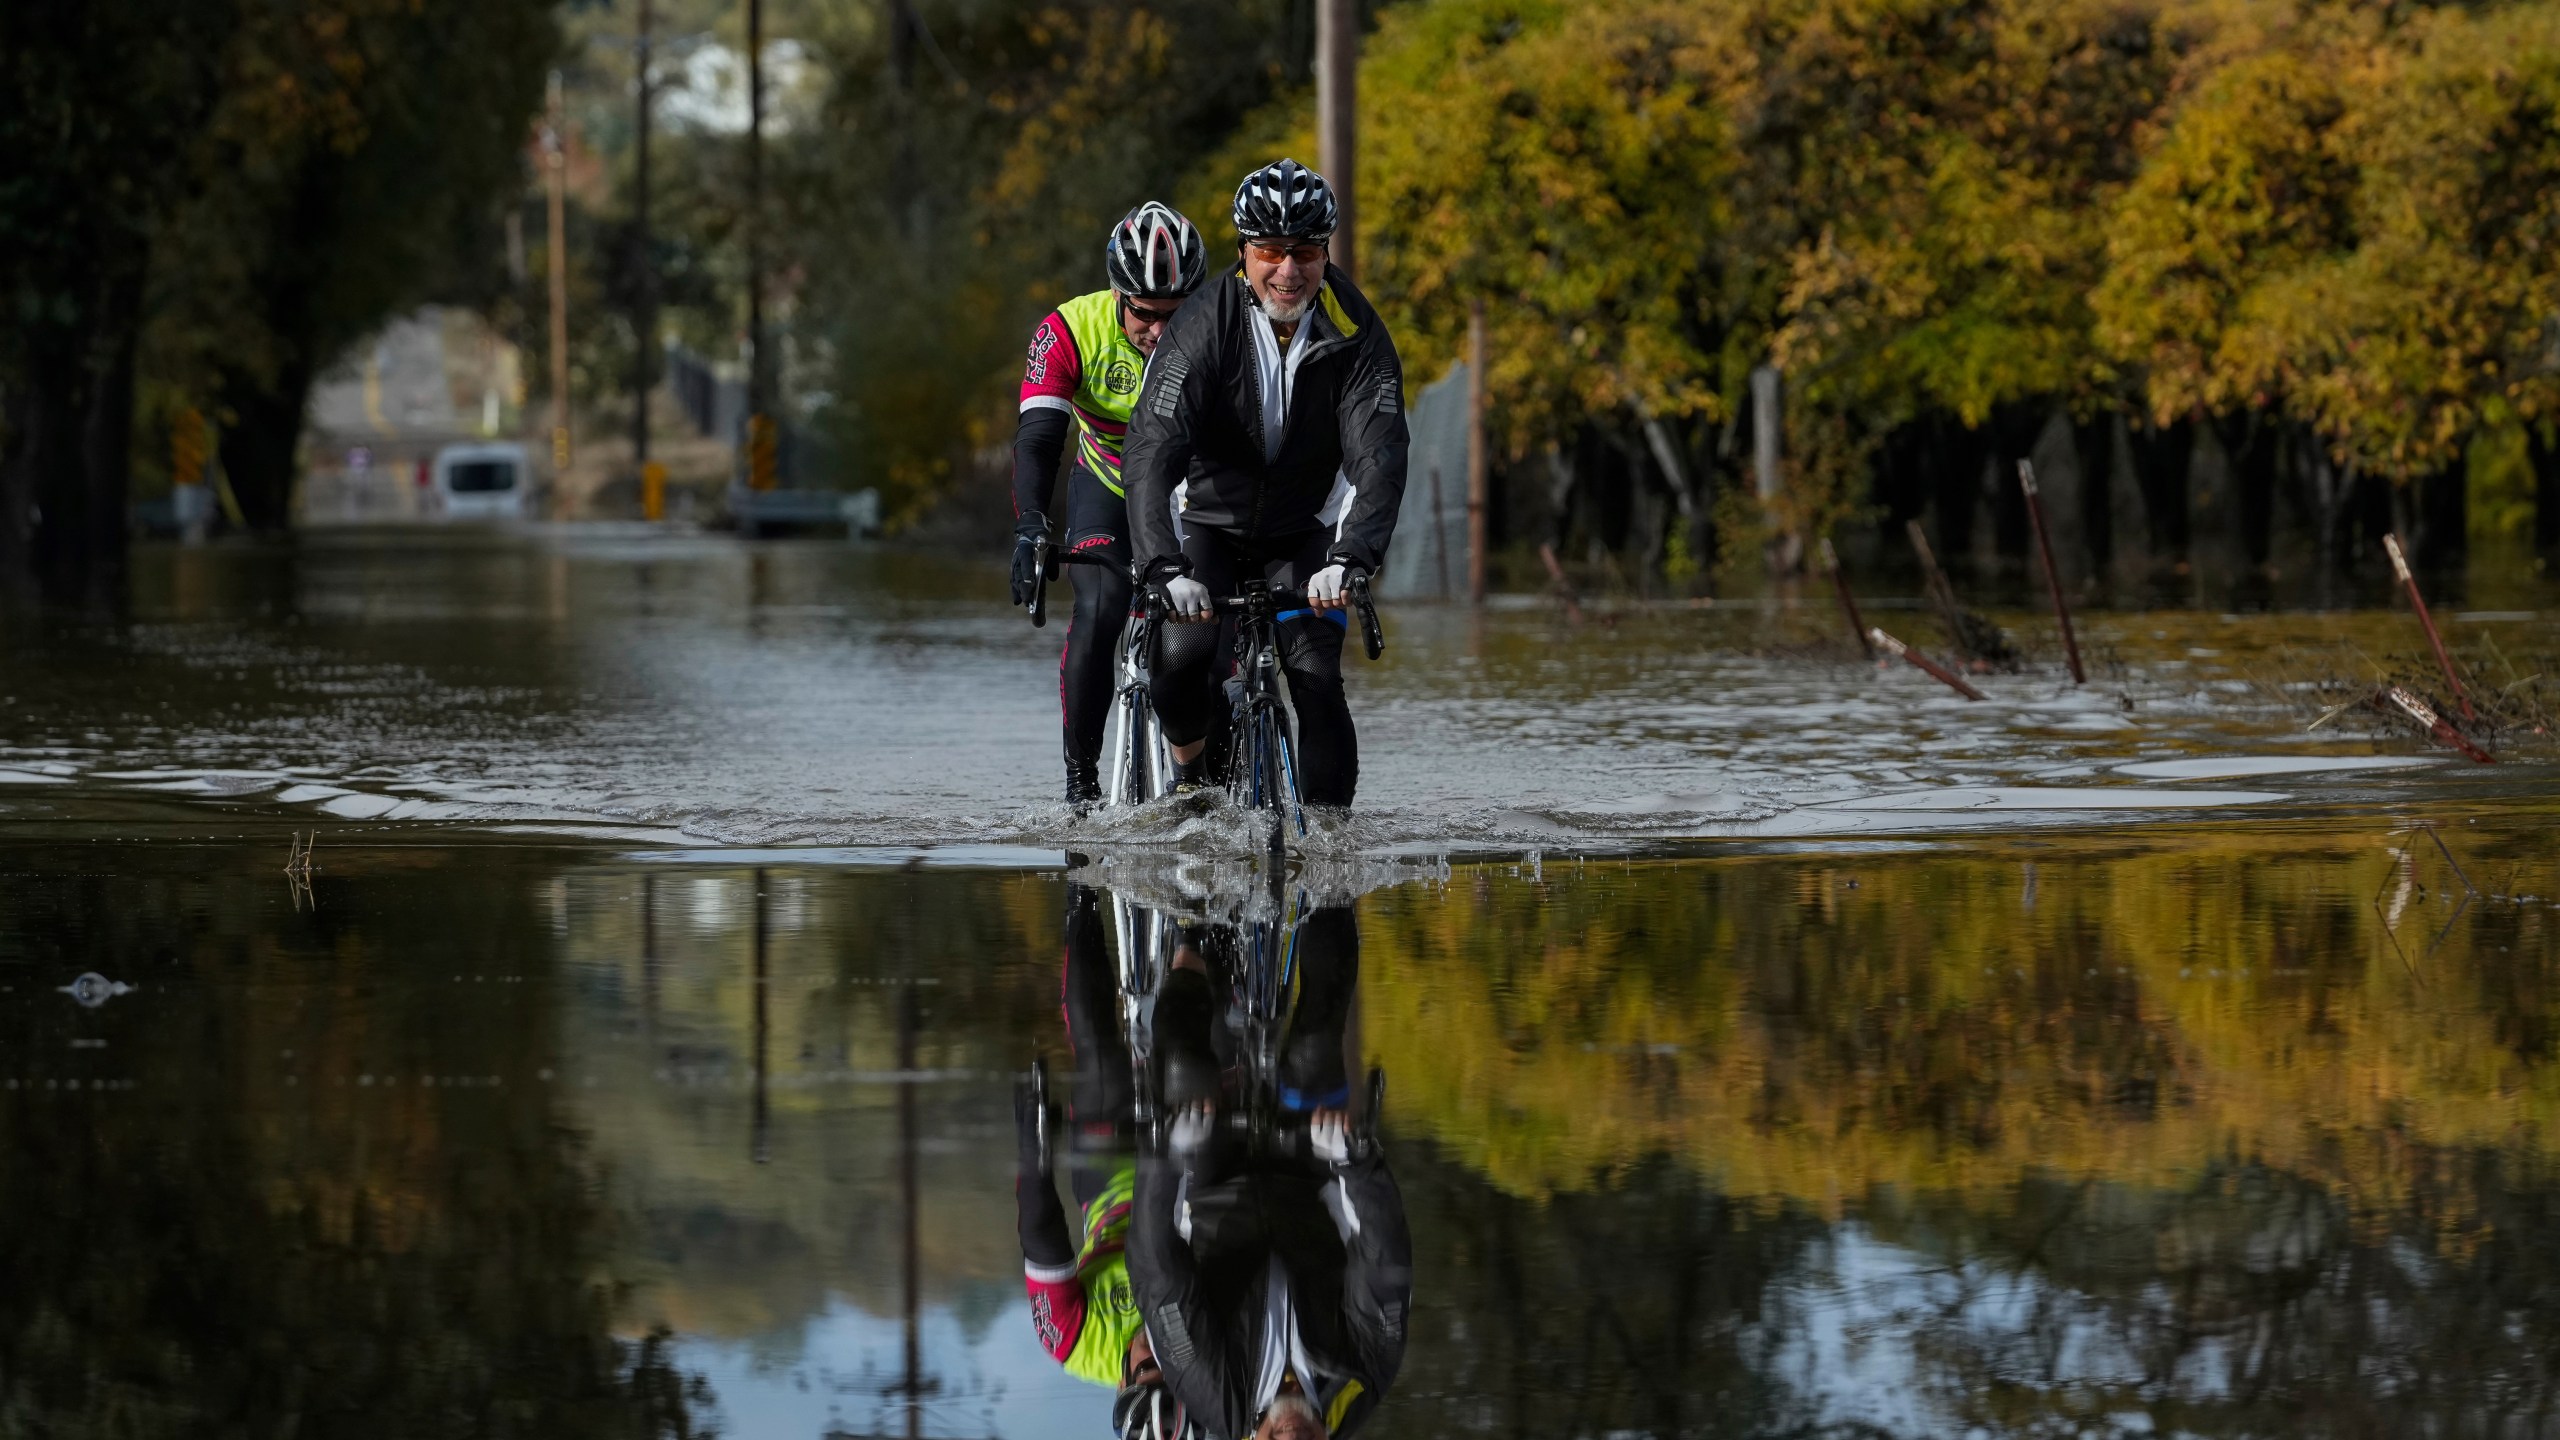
[1128,908,1413,1440]
[1015,884,1147,1388]
[1119,159,1410,805]
[1010,204,1212,809]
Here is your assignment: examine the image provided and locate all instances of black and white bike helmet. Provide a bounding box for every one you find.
[1230,158,1337,241]
[1114,1382,1198,1440]
[1107,202,1210,300]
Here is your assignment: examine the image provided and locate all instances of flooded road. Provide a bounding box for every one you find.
[6,529,2560,1437]
[7,827,2560,1436]
[1,528,2552,849]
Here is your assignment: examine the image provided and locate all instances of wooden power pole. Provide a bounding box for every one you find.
[632,0,657,496]
[743,0,776,491]
[544,70,571,490]
[1467,299,1487,604]
[1316,0,1356,279]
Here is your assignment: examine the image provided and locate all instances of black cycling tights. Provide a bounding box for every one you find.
[1058,466,1133,794]
[1151,525,1357,808]
[1153,905,1359,1114]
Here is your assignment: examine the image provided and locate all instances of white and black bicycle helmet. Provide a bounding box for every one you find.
[1114,1382,1198,1440]
[1107,202,1210,300]
[1230,158,1337,241]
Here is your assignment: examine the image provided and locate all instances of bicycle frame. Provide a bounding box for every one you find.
[1110,887,1384,1166]
[1218,581,1312,852]
[1104,602,1174,808]
[1029,540,1174,809]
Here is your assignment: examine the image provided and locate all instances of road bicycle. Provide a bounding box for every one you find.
[1179,575,1384,864]
[1023,544,1387,854]
[1029,886,1383,1169]
[1026,540,1175,808]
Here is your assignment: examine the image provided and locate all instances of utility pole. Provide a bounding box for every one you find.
[750,867,770,1165]
[633,0,660,515]
[545,70,571,494]
[1467,299,1487,604]
[743,0,776,491]
[1315,0,1357,280]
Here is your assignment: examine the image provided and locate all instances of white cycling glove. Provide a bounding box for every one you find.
[1164,575,1212,620]
[1170,1102,1217,1166]
[1306,564,1349,609]
[1310,1111,1354,1167]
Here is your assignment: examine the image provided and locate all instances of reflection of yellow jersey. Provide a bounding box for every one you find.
[1022,1166,1139,1386]
[1018,291,1148,496]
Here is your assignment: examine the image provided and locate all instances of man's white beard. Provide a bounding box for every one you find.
[1260,1391,1324,1439]
[1261,288,1311,325]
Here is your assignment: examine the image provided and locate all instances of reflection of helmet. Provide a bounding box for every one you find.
[1114,1382,1197,1440]
[1230,158,1337,241]
[1107,203,1209,299]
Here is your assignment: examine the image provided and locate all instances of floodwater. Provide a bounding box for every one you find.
[5,528,2560,1438]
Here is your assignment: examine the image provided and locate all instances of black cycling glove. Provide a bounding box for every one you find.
[1009,513,1050,607]
[1014,1068,1053,1177]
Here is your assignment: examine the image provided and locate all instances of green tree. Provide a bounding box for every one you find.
[782,0,1326,527]
[0,0,238,595]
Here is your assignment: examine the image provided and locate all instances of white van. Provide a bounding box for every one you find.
[430,442,529,519]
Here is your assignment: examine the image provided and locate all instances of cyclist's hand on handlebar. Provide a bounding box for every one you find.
[1169,1100,1217,1169]
[1310,1108,1354,1167]
[1306,564,1350,611]
[1009,514,1049,607]
[1163,575,1213,621]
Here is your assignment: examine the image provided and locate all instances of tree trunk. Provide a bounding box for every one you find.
[2409,458,2468,575]
[77,270,143,582]
[2127,416,2193,574]
[2064,410,2112,584]
[2023,408,2090,590]
[0,336,80,598]
[2530,425,2559,553]
[1929,416,1993,567]
[217,360,315,532]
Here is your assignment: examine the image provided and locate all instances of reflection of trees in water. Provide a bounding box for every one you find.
[1879,1158,2560,1436]
[1394,1143,1830,1439]
[1355,834,2560,1435]
[554,867,1059,1342]
[0,848,712,1436]
[1393,1138,2560,1438]
[1357,834,2560,1223]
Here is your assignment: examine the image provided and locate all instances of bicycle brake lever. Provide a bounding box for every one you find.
[1351,574,1383,660]
[1029,538,1052,628]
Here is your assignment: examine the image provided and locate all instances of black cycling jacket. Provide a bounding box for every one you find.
[1128,1152,1412,1440]
[1121,262,1410,583]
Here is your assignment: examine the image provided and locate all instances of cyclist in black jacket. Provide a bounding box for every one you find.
[1120,160,1410,807]
[1126,905,1411,1440]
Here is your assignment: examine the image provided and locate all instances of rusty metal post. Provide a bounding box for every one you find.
[1870,627,1986,701]
[2383,533,2476,723]
[2382,685,2494,763]
[2018,460,2085,684]
[1819,537,1872,659]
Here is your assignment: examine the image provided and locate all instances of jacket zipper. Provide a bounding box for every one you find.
[1245,291,1351,538]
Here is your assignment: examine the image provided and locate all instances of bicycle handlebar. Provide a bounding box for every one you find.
[1144,575,1386,661]
[1025,539,1131,628]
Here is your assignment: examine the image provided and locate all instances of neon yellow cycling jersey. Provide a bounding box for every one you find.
[1018,290,1149,496]
[1022,1164,1139,1386]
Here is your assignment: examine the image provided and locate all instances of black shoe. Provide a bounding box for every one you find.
[1169,754,1208,795]
[1066,770,1102,812]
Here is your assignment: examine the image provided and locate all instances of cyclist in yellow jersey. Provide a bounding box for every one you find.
[1012,203,1211,808]
[1015,884,1147,1388]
